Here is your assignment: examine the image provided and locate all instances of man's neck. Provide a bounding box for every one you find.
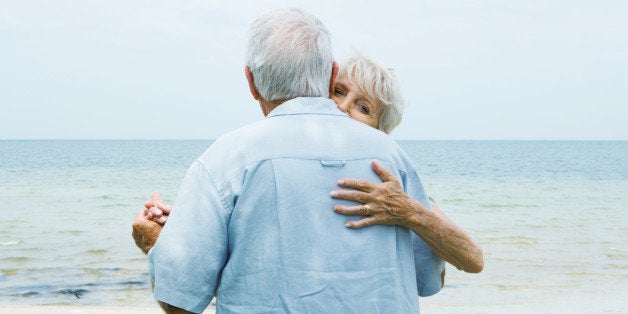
[260,98,288,116]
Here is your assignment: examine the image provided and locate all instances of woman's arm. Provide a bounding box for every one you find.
[134,166,484,273]
[330,161,484,273]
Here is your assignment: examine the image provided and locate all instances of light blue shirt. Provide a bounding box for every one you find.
[149,97,445,313]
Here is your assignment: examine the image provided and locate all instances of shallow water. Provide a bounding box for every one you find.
[1,140,627,312]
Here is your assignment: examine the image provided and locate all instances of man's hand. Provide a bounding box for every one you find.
[330,161,424,229]
[132,208,163,254]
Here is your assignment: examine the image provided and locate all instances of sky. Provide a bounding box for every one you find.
[1,0,627,140]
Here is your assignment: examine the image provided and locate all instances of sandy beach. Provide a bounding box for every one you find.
[0,306,161,314]
[4,299,626,314]
[0,306,216,314]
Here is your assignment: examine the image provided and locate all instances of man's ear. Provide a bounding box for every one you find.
[328,61,339,98]
[245,66,261,100]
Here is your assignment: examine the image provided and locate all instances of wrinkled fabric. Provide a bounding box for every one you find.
[149,97,445,313]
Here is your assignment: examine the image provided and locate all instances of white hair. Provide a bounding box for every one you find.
[338,55,405,133]
[246,9,334,102]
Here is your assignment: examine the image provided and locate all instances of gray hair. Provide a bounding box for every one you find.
[246,9,334,102]
[338,55,405,133]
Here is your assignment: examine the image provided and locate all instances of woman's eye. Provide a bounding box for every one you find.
[359,104,369,114]
[334,88,345,96]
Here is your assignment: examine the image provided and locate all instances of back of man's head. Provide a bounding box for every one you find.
[246,9,334,103]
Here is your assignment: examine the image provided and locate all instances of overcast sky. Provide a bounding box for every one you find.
[1,0,627,140]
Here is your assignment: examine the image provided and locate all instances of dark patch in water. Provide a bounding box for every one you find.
[117,280,146,286]
[59,288,88,299]
[12,291,40,297]
[87,249,108,255]
[1,257,30,263]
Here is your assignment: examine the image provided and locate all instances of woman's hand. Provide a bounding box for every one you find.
[330,161,484,273]
[330,161,425,229]
[144,192,172,225]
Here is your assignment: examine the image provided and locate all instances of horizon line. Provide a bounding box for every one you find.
[1,138,627,142]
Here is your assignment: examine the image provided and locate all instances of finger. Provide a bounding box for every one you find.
[147,206,163,217]
[135,209,148,221]
[156,215,168,224]
[345,216,379,229]
[329,189,370,203]
[336,178,374,192]
[333,204,371,216]
[155,202,172,214]
[151,192,162,205]
[145,200,154,209]
[371,161,399,184]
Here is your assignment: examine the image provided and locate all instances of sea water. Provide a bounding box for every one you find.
[0,140,627,312]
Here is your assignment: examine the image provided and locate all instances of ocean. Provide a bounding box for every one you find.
[1,140,627,313]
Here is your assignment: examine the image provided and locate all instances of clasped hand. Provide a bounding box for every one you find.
[131,192,172,254]
[330,161,420,229]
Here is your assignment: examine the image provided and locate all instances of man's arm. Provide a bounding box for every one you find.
[158,302,193,314]
[330,161,484,274]
[148,281,193,314]
[148,161,228,313]
[157,301,192,314]
[136,184,221,313]
[132,195,193,314]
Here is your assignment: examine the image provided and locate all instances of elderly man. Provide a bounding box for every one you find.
[145,9,444,313]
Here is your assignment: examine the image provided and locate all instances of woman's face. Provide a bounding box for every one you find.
[331,76,383,130]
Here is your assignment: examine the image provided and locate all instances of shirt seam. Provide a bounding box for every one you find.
[196,157,411,217]
[195,159,233,216]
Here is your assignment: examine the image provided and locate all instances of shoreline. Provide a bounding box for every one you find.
[3,301,626,314]
[0,306,217,314]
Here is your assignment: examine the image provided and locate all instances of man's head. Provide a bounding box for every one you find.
[245,9,336,108]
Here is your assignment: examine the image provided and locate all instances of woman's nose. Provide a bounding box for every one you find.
[336,99,349,113]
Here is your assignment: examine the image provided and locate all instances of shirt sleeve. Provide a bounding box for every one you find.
[148,160,230,313]
[402,169,447,297]
[412,233,446,296]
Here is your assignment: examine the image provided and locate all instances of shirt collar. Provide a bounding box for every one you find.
[266,97,349,119]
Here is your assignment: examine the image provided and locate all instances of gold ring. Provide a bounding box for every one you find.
[363,204,371,215]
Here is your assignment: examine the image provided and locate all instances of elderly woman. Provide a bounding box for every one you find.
[329,56,483,273]
[134,55,483,274]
